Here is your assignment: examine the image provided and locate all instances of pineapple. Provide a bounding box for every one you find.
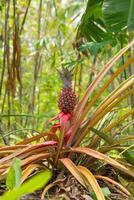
[58,68,76,114]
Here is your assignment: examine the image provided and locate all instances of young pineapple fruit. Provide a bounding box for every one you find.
[58,68,76,114]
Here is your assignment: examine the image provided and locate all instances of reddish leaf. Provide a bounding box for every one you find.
[59,112,72,133]
[43,141,57,146]
[54,113,72,164]
[64,128,72,145]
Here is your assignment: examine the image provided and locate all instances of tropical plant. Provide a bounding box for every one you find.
[77,0,134,42]
[0,40,134,199]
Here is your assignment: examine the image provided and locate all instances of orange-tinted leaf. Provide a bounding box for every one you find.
[71,147,134,177]
[21,153,51,167]
[74,40,134,120]
[67,40,134,146]
[0,143,54,165]
[60,158,87,188]
[0,145,28,151]
[21,164,41,183]
[78,166,105,200]
[17,132,49,145]
[95,175,130,196]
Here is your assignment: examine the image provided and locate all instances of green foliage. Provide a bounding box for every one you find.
[123,150,134,165]
[91,187,111,199]
[77,0,134,42]
[101,187,111,197]
[6,158,21,190]
[103,0,134,32]
[77,0,111,41]
[1,170,52,200]
[78,40,115,55]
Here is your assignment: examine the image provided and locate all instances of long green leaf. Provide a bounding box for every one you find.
[1,170,52,200]
[77,0,109,41]
[6,158,21,190]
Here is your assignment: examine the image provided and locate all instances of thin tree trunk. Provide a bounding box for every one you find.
[25,0,43,129]
[0,7,11,143]
[30,0,42,114]
[19,0,32,34]
[6,14,11,132]
[0,0,10,97]
[53,0,63,63]
[19,0,32,126]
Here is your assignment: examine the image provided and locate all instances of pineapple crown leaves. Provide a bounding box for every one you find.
[57,67,74,89]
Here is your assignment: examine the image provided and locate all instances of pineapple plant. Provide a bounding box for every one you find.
[58,68,77,114]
